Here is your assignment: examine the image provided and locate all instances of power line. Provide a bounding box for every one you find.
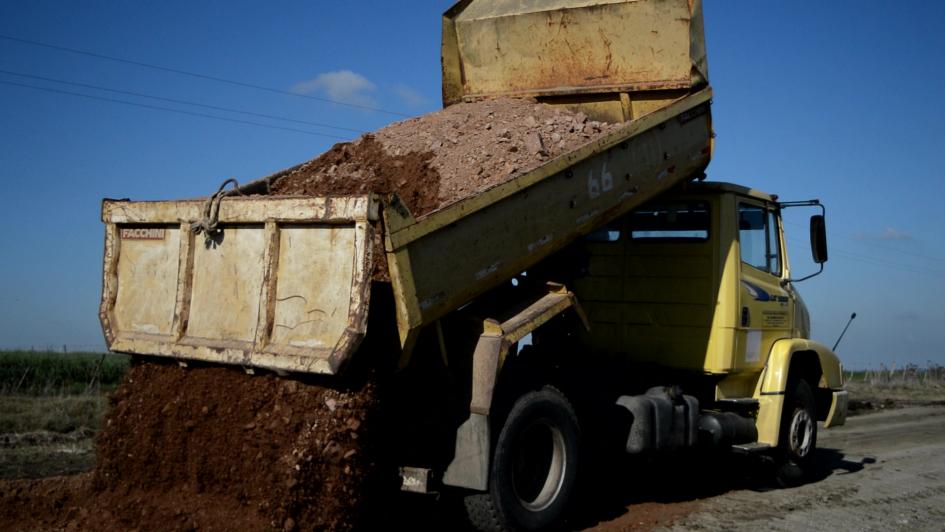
[0,33,411,117]
[830,251,943,277]
[785,236,945,277]
[0,68,364,134]
[783,220,945,263]
[789,239,944,276]
[0,79,350,139]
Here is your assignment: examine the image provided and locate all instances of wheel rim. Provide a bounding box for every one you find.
[788,407,813,458]
[511,418,567,512]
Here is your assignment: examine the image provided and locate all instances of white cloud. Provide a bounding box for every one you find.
[878,228,912,241]
[893,311,920,321]
[856,227,913,241]
[291,70,378,108]
[392,84,432,109]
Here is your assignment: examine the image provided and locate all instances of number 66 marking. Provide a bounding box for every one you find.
[587,163,614,199]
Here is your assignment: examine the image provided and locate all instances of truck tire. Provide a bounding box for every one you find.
[775,378,817,487]
[465,386,581,531]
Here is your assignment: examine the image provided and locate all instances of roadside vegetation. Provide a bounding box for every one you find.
[0,350,129,479]
[845,362,945,413]
[0,350,128,395]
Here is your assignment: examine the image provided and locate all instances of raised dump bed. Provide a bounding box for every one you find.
[382,90,712,352]
[100,0,713,374]
[101,90,711,374]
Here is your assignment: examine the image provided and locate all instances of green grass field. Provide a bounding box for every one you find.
[0,350,129,395]
[0,350,130,479]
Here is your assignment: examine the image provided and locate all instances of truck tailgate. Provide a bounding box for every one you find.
[100,195,377,375]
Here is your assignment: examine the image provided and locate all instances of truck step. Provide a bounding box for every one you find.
[400,466,435,494]
[715,398,760,411]
[716,398,759,406]
[731,442,772,453]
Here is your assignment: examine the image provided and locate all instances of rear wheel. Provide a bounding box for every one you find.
[775,378,817,487]
[465,386,580,531]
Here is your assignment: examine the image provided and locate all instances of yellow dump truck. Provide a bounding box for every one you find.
[99,1,847,530]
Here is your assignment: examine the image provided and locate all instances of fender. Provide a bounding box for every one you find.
[441,283,588,491]
[754,339,844,446]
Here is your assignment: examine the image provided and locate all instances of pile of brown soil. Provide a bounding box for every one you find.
[0,361,383,531]
[268,98,619,217]
[269,135,441,219]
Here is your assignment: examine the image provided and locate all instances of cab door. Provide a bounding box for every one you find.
[736,201,792,370]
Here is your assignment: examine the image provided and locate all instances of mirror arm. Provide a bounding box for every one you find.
[778,200,826,222]
[778,199,823,211]
[778,199,828,284]
[781,262,823,287]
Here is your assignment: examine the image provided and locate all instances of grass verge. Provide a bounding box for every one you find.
[0,351,127,479]
[0,350,129,395]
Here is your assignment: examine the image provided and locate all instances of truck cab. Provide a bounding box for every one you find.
[568,181,847,441]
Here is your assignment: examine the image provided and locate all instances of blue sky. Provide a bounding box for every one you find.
[1,1,943,369]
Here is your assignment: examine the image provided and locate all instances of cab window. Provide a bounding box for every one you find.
[738,203,781,276]
[629,201,710,241]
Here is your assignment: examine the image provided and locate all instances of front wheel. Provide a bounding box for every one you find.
[775,378,818,487]
[465,386,581,531]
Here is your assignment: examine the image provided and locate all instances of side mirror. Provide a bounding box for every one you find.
[810,215,828,264]
[780,199,827,286]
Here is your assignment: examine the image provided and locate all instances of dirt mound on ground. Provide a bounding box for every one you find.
[0,361,383,531]
[268,98,619,217]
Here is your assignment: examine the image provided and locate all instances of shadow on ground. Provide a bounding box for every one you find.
[372,446,876,531]
[2,434,875,530]
[569,446,875,530]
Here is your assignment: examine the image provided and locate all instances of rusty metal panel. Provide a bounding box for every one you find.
[443,0,707,104]
[100,196,377,375]
[185,224,267,343]
[112,226,180,336]
[102,196,377,224]
[269,225,357,350]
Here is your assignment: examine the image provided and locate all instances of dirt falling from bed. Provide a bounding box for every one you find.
[0,361,386,531]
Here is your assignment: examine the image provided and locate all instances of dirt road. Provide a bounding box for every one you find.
[670,405,945,531]
[4,403,944,530]
[575,405,945,531]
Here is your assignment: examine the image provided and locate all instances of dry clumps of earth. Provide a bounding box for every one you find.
[267,97,621,217]
[0,361,384,532]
